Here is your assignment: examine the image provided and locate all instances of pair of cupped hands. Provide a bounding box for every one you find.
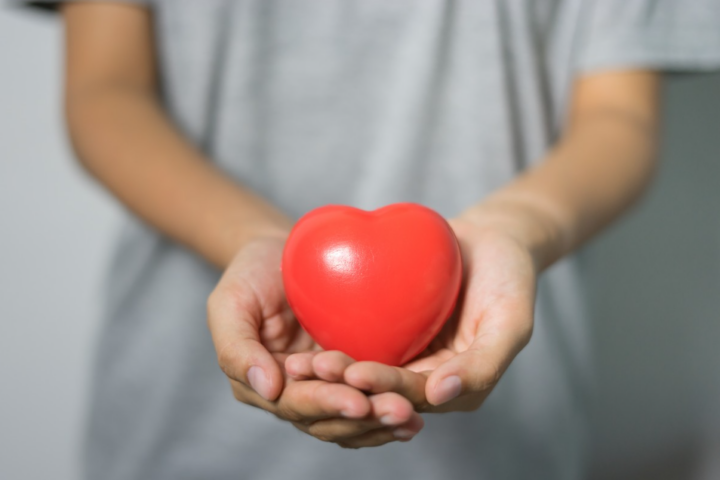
[207,216,536,449]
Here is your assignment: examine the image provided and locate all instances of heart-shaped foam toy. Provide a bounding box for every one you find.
[281,203,462,366]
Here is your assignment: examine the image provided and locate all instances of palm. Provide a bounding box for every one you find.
[226,238,316,356]
[404,218,536,375]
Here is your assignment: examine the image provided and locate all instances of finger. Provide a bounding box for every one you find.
[370,391,414,426]
[297,392,415,442]
[336,413,425,449]
[260,308,298,352]
[425,326,531,406]
[344,362,430,410]
[230,377,371,422]
[279,380,371,422]
[226,356,293,410]
[207,285,284,402]
[312,351,356,382]
[285,351,320,379]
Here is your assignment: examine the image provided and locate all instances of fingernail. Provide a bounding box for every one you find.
[380,414,399,426]
[247,366,272,401]
[434,375,462,405]
[393,427,417,440]
[341,406,364,419]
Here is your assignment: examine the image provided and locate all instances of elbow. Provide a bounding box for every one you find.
[63,93,95,174]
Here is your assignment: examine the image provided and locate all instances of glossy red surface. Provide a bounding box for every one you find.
[282,203,462,366]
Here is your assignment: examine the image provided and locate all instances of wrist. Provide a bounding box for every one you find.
[194,212,291,270]
[455,197,571,272]
[222,219,291,266]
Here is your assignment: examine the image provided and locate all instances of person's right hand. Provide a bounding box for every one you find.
[206,236,425,448]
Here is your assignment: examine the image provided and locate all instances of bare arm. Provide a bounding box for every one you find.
[62,3,291,269]
[63,3,426,448]
[465,70,660,271]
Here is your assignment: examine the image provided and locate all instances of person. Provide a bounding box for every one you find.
[20,0,720,479]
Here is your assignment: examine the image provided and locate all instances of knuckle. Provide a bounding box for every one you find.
[206,297,218,331]
[313,432,335,443]
[415,400,433,413]
[207,283,252,324]
[206,289,223,319]
[306,422,326,438]
[206,290,216,312]
[303,421,340,443]
[307,422,345,443]
[480,360,503,388]
[517,323,534,349]
[337,441,359,450]
[229,381,256,407]
[467,350,502,391]
[231,386,245,402]
[275,402,300,422]
[216,345,238,379]
[291,422,312,436]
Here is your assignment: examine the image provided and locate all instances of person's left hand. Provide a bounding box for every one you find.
[285,215,537,414]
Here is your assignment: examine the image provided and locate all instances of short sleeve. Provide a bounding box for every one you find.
[577,0,720,73]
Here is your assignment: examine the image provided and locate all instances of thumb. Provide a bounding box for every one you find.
[425,328,530,406]
[207,291,284,402]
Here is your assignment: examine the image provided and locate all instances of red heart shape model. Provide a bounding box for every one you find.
[281,203,463,366]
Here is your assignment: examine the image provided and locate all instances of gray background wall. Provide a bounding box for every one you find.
[586,73,720,480]
[1,8,718,480]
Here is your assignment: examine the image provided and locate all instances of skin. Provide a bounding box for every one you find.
[63,3,660,449]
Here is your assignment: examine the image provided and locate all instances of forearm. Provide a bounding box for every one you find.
[66,86,291,269]
[460,76,659,271]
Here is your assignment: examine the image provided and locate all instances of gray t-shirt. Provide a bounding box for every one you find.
[21,1,720,479]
